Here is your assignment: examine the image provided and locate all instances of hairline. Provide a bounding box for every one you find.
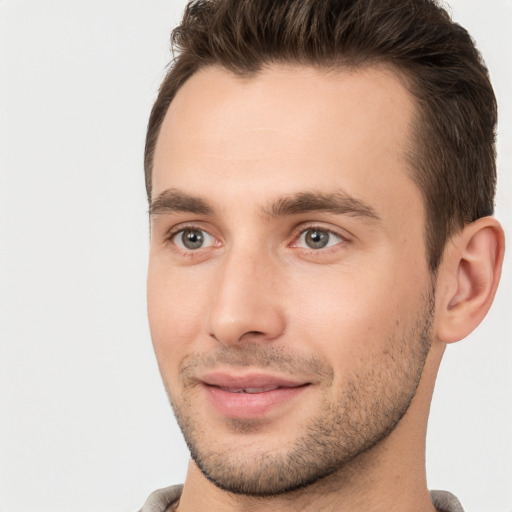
[145,59,461,273]
[146,58,421,195]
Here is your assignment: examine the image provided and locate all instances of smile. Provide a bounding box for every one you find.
[198,372,311,419]
[219,385,282,393]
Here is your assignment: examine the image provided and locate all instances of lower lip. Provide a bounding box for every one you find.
[204,385,308,419]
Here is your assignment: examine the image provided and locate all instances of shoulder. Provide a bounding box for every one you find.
[430,490,465,512]
[139,485,183,512]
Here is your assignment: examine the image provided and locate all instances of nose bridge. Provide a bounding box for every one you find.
[207,241,285,346]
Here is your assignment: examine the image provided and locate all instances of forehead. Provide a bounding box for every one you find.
[152,64,422,226]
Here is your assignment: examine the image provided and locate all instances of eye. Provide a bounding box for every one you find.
[296,228,344,250]
[172,228,216,250]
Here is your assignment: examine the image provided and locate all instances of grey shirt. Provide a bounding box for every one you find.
[140,485,465,512]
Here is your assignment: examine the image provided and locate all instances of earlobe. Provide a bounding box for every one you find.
[436,217,505,344]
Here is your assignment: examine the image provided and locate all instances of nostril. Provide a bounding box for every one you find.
[209,329,270,346]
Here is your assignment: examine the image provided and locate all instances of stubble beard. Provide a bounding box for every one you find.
[164,292,435,497]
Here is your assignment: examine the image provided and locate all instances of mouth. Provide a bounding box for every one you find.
[217,385,288,394]
[198,371,311,419]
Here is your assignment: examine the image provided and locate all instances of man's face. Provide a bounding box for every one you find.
[148,65,435,495]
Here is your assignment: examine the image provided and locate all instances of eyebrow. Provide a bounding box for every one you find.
[149,188,381,223]
[149,188,213,216]
[263,191,381,222]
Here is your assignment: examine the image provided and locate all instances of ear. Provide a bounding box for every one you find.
[435,217,505,344]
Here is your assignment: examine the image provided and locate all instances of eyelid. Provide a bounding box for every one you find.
[162,221,350,254]
[289,223,350,250]
[173,229,216,250]
[165,222,221,251]
[166,221,213,239]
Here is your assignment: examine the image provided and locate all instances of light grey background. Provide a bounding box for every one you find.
[0,1,510,511]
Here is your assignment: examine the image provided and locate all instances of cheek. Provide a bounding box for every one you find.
[147,262,207,380]
[289,263,422,365]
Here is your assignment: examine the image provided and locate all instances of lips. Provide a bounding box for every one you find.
[218,385,281,394]
[199,371,310,419]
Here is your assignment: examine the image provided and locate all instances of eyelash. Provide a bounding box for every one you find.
[166,224,218,256]
[165,224,349,256]
[290,224,348,254]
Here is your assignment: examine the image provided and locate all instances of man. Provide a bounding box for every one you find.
[141,0,505,510]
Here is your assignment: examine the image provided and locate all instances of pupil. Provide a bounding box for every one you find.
[306,230,329,249]
[183,229,203,249]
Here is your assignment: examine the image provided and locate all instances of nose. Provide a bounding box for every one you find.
[206,248,286,346]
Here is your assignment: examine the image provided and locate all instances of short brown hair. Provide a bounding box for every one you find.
[144,0,497,271]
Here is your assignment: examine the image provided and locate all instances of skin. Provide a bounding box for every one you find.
[147,64,504,511]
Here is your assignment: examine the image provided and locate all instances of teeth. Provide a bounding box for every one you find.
[220,386,280,394]
[245,386,279,393]
[220,387,244,393]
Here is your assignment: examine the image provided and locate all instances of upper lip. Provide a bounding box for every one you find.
[199,371,310,390]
